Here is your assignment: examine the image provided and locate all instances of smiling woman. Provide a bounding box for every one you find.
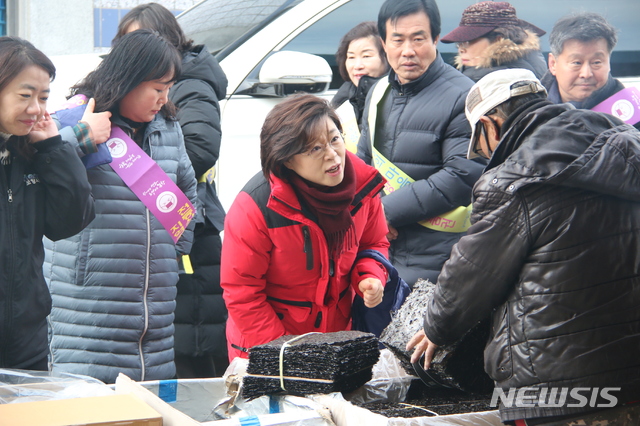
[220,93,391,362]
[0,36,94,371]
[331,21,389,152]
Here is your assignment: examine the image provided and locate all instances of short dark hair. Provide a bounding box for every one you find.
[260,94,342,180]
[114,2,193,53]
[71,29,182,118]
[549,12,618,56]
[0,36,56,158]
[336,21,388,82]
[378,0,441,42]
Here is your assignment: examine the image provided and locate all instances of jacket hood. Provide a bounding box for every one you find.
[455,30,541,70]
[488,101,640,202]
[180,45,228,100]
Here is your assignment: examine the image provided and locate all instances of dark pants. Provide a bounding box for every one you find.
[174,354,229,379]
[20,356,48,372]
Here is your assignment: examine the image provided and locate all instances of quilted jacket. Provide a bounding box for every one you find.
[424,100,640,421]
[44,112,197,384]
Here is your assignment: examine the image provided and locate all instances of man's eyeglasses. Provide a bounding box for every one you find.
[472,120,486,157]
[472,110,500,159]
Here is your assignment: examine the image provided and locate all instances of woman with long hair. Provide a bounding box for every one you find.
[115,3,229,378]
[44,29,198,383]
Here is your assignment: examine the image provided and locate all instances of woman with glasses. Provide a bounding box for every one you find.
[221,94,389,361]
[440,1,547,82]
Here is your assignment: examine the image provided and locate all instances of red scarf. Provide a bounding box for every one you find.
[288,154,357,258]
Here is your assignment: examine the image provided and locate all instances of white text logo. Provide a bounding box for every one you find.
[490,387,620,408]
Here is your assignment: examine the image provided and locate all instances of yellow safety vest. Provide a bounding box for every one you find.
[335,100,360,153]
[367,80,472,233]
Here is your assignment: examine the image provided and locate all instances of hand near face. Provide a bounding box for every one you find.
[406,328,439,369]
[358,277,384,307]
[29,111,59,142]
[81,97,112,144]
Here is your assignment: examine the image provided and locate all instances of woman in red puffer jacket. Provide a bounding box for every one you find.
[221,94,390,361]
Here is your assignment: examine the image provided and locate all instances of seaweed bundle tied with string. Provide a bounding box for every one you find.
[243,330,380,399]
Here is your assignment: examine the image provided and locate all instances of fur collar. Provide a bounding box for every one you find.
[454,30,541,70]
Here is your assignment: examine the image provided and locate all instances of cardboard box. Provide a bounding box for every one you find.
[134,377,227,422]
[0,392,162,426]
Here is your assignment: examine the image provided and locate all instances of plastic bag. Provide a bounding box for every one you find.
[0,368,114,404]
[345,349,414,405]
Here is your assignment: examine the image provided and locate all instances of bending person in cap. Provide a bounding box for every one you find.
[407,68,640,425]
[441,1,547,82]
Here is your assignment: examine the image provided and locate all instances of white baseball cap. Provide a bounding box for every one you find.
[465,68,547,159]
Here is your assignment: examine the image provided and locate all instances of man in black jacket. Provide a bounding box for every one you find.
[408,68,640,425]
[357,0,485,287]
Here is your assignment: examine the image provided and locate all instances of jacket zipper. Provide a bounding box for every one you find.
[138,209,151,381]
[302,226,313,270]
[1,182,14,366]
[137,134,155,381]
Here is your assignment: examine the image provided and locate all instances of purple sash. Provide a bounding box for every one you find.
[106,126,195,243]
[591,87,640,125]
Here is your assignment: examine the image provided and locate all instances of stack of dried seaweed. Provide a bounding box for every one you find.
[380,279,493,394]
[242,331,380,399]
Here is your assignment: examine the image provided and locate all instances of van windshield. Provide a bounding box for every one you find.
[177,0,303,57]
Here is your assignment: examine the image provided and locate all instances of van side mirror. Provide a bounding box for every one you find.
[240,51,333,98]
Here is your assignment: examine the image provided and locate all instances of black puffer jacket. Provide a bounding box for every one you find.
[172,45,229,364]
[358,54,485,286]
[331,75,382,126]
[424,99,640,422]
